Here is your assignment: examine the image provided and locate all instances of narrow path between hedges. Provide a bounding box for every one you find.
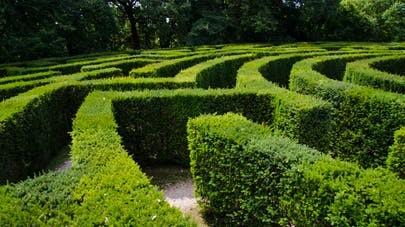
[50,153,206,226]
[48,146,72,172]
[143,165,207,226]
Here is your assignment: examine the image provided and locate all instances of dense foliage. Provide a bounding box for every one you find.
[0,43,404,224]
[188,113,405,226]
[0,0,118,62]
[1,0,404,62]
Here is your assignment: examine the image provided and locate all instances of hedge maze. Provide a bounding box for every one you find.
[0,43,404,225]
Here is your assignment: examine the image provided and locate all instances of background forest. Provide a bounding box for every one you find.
[1,0,404,62]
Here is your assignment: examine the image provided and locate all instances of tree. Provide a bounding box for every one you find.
[383,2,405,41]
[58,0,118,55]
[109,0,141,49]
[341,0,405,41]
[186,0,288,45]
[0,0,118,62]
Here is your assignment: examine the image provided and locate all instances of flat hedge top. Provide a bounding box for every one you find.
[0,43,404,225]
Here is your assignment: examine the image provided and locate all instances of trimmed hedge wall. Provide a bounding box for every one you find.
[0,68,125,183]
[174,55,251,85]
[290,54,405,167]
[83,77,195,91]
[0,83,88,183]
[0,71,61,85]
[129,51,250,78]
[188,113,405,226]
[236,52,330,89]
[0,92,194,225]
[172,54,257,88]
[1,66,49,76]
[129,54,222,78]
[1,54,134,76]
[112,87,332,165]
[0,43,404,225]
[0,80,51,101]
[81,58,157,75]
[0,68,123,101]
[235,49,375,89]
[387,127,405,178]
[345,55,405,93]
[195,55,255,89]
[372,55,405,76]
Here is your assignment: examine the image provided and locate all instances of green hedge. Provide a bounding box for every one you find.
[0,80,51,101]
[387,127,405,178]
[129,51,249,78]
[0,71,61,85]
[235,49,377,89]
[188,113,405,226]
[45,54,144,75]
[0,92,194,225]
[0,65,201,184]
[2,66,50,76]
[195,55,255,89]
[0,83,87,183]
[236,52,330,89]
[290,54,405,167]
[81,58,157,75]
[111,87,332,165]
[0,43,403,225]
[281,157,405,226]
[1,53,135,76]
[372,55,405,76]
[129,54,220,78]
[83,77,194,91]
[0,84,85,183]
[0,68,123,101]
[173,54,256,88]
[0,68,124,183]
[345,55,405,93]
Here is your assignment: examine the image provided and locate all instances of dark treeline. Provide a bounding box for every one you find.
[1,0,404,62]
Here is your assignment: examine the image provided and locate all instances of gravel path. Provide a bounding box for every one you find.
[164,178,197,212]
[144,166,207,226]
[55,159,72,172]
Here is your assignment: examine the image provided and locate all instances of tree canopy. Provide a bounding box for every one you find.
[1,0,404,62]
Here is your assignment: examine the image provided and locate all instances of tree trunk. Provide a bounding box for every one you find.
[126,10,141,49]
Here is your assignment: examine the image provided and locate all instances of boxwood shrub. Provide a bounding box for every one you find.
[81,58,157,75]
[387,127,405,178]
[129,51,250,78]
[188,113,405,226]
[0,83,88,183]
[1,54,134,76]
[0,68,124,183]
[372,55,405,76]
[345,55,405,93]
[0,92,195,225]
[290,54,405,167]
[0,71,61,85]
[112,87,332,165]
[170,54,257,89]
[0,68,123,101]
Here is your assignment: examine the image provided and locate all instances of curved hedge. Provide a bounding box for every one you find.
[290,54,405,167]
[387,127,405,178]
[81,58,157,75]
[129,51,251,78]
[345,55,405,93]
[111,87,332,165]
[0,92,194,225]
[175,54,255,88]
[0,70,61,85]
[0,68,123,101]
[188,113,405,226]
[0,43,404,225]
